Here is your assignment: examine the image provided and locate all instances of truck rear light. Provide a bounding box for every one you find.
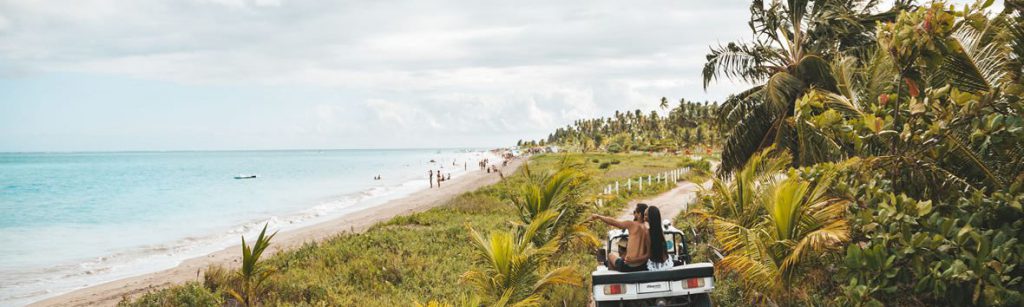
[603,284,624,295]
[683,278,705,289]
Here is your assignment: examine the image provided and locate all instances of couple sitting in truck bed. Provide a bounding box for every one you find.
[590,203,674,272]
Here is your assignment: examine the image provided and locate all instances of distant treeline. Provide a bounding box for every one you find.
[520,97,721,153]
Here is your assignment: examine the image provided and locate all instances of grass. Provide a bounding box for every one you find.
[121,152,708,306]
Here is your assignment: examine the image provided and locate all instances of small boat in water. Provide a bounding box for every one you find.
[234,174,258,179]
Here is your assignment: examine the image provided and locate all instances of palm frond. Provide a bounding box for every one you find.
[703,42,786,89]
[941,26,1009,92]
[719,96,789,174]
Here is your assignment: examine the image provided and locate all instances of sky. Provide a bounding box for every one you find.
[0,0,992,152]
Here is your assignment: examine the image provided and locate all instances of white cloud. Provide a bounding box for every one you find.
[0,0,776,149]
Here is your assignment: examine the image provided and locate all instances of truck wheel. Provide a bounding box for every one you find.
[690,293,712,307]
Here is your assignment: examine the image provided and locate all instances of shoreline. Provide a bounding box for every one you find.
[31,157,523,307]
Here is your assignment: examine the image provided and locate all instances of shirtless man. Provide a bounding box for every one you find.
[590,203,650,272]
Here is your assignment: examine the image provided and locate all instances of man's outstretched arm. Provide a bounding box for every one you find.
[590,214,629,229]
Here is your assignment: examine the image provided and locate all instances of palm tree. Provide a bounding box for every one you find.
[801,1,1024,199]
[703,0,901,173]
[509,167,598,249]
[690,146,792,230]
[462,213,581,306]
[227,223,277,307]
[659,96,669,110]
[700,154,851,304]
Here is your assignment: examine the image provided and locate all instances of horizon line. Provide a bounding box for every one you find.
[0,146,515,155]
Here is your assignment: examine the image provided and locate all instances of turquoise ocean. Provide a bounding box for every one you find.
[0,149,493,306]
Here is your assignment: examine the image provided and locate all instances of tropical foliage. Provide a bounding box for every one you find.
[704,0,908,173]
[461,216,581,306]
[228,223,277,307]
[461,167,595,306]
[507,166,598,249]
[693,0,1024,306]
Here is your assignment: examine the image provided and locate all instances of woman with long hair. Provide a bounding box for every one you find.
[645,206,673,271]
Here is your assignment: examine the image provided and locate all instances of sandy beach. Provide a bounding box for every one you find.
[31,158,523,307]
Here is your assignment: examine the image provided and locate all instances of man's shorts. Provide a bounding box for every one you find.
[613,258,647,272]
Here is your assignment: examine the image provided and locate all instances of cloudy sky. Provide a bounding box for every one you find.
[0,0,981,152]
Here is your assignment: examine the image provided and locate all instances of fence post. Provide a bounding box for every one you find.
[615,181,619,193]
[628,179,632,190]
[639,177,643,191]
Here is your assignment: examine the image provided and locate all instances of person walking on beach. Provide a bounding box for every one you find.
[429,170,434,188]
[436,169,442,187]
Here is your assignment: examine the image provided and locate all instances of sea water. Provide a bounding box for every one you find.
[0,149,494,306]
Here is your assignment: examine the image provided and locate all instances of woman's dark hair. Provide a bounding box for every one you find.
[646,206,668,263]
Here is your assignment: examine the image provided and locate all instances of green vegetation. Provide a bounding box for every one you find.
[461,168,590,306]
[227,224,277,306]
[521,98,721,153]
[687,0,1024,306]
[119,153,702,306]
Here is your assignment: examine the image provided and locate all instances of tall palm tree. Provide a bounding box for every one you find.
[659,97,669,110]
[808,1,1024,199]
[703,0,902,173]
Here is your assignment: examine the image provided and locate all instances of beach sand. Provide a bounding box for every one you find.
[32,158,523,307]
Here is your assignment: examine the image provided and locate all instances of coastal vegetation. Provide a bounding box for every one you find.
[120,153,706,306]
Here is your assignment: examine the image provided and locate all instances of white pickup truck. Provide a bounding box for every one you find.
[592,219,714,307]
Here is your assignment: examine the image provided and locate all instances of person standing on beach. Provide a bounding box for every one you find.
[429,170,434,188]
[437,169,442,187]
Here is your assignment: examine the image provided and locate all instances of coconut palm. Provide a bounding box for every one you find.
[227,223,277,307]
[690,145,792,230]
[812,1,1024,199]
[461,212,581,307]
[509,167,598,249]
[703,0,902,173]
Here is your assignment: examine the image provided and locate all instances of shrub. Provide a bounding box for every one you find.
[119,282,222,307]
[836,184,1024,306]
